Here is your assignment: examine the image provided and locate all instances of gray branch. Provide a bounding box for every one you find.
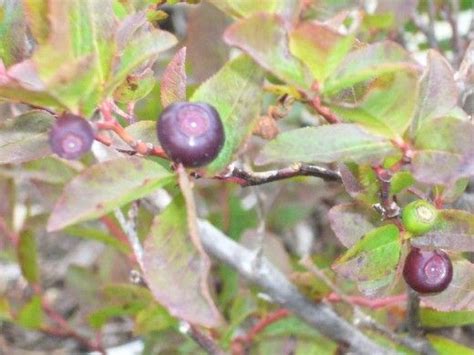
[198,220,391,355]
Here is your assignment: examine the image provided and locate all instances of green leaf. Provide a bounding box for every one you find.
[89,305,137,329]
[105,29,177,96]
[0,0,27,66]
[421,259,474,311]
[390,171,415,194]
[427,335,474,355]
[411,117,474,185]
[421,308,474,327]
[161,47,187,107]
[65,225,130,254]
[224,13,312,90]
[207,0,301,20]
[17,296,44,330]
[0,297,12,321]
[191,55,264,174]
[289,22,354,83]
[142,195,223,328]
[332,225,401,295]
[256,124,396,165]
[410,50,460,135]
[47,157,174,231]
[113,68,155,103]
[324,41,417,96]
[412,209,474,252]
[135,305,177,334]
[330,71,419,138]
[0,111,55,165]
[17,230,40,283]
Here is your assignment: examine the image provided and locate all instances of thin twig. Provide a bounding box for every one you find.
[232,308,291,351]
[216,163,341,187]
[411,6,438,49]
[443,0,462,66]
[114,208,144,269]
[326,293,407,310]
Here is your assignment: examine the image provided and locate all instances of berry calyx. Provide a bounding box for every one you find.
[402,200,438,235]
[403,248,453,294]
[157,102,225,167]
[49,113,94,160]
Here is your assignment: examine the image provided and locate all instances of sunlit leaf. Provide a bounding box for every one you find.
[427,335,474,355]
[207,0,301,21]
[17,296,43,330]
[421,308,474,327]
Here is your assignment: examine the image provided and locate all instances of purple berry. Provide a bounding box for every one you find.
[49,113,94,160]
[403,248,453,294]
[157,102,225,167]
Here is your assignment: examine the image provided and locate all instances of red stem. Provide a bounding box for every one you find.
[326,293,407,309]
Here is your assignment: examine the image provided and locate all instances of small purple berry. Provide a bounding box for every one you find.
[403,248,453,294]
[49,113,94,160]
[157,102,225,167]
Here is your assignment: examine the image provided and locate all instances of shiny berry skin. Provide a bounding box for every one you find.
[49,113,94,160]
[157,102,225,167]
[402,200,438,235]
[403,248,453,294]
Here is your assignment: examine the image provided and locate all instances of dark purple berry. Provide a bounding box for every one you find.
[403,248,453,294]
[49,113,94,160]
[157,102,225,167]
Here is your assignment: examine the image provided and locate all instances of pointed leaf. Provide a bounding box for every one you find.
[22,0,50,44]
[427,335,474,355]
[17,296,44,330]
[0,111,54,164]
[324,41,418,96]
[224,13,312,90]
[142,195,223,328]
[256,124,396,165]
[191,55,264,174]
[411,50,460,135]
[47,157,174,231]
[17,230,40,283]
[289,22,354,83]
[421,259,474,311]
[161,47,187,107]
[411,210,474,252]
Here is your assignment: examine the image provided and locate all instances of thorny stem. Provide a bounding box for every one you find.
[216,163,342,187]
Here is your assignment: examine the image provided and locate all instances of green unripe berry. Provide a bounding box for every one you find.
[402,200,438,235]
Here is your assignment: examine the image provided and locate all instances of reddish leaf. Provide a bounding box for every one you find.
[161,47,187,108]
[224,13,312,90]
[410,50,460,135]
[328,203,379,248]
[142,194,223,328]
[411,210,474,252]
[421,259,474,311]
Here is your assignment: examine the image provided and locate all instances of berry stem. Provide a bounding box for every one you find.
[406,287,422,337]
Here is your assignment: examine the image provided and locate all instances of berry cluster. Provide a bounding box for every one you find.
[401,200,452,294]
[156,102,224,168]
